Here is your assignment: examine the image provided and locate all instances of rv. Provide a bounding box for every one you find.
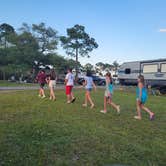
[118,59,166,93]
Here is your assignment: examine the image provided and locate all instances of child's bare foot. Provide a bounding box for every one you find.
[100,110,107,113]
[117,105,120,114]
[90,104,94,109]
[67,101,71,104]
[134,116,141,120]
[150,113,155,121]
[82,104,87,107]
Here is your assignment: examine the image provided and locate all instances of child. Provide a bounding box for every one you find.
[47,69,57,101]
[65,68,76,104]
[134,75,155,120]
[36,70,46,98]
[82,70,96,109]
[100,72,120,114]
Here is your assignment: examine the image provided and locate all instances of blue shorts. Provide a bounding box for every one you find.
[86,88,92,92]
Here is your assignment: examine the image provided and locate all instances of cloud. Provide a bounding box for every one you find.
[159,29,166,32]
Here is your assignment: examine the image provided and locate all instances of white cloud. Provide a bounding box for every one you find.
[159,29,166,32]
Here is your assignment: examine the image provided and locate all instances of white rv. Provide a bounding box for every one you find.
[118,59,166,93]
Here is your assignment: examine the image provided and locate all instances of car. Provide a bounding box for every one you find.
[77,75,106,86]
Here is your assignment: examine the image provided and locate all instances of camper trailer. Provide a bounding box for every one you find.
[118,59,166,93]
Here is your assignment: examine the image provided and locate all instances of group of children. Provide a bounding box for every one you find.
[36,68,155,121]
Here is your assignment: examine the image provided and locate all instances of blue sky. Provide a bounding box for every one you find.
[1,0,166,65]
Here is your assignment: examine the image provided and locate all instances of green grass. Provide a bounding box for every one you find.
[0,89,165,166]
[0,80,38,87]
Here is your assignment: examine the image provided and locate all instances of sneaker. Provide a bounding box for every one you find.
[117,105,120,114]
[67,101,71,104]
[38,94,41,97]
[100,110,107,113]
[41,95,46,99]
[134,116,141,120]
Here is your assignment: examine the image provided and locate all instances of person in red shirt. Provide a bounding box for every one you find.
[36,70,46,98]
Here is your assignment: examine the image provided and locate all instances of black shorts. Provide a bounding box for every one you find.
[39,83,45,88]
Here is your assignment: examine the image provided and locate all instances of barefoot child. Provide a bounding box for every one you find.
[82,70,96,109]
[134,75,155,120]
[47,69,57,101]
[100,72,120,114]
[65,68,76,104]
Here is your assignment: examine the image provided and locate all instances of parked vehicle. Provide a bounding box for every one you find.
[77,75,106,86]
[118,58,166,94]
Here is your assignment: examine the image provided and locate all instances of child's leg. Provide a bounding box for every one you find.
[83,91,88,105]
[109,99,120,113]
[51,87,55,100]
[135,100,142,119]
[87,91,94,108]
[141,105,154,117]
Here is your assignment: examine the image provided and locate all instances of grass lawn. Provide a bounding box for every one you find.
[0,89,165,166]
[0,80,38,87]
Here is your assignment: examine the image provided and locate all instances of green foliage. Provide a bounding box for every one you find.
[60,24,98,77]
[0,89,165,165]
[32,22,58,53]
[84,63,94,71]
[60,24,98,57]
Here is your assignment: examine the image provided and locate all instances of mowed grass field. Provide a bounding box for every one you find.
[0,88,165,166]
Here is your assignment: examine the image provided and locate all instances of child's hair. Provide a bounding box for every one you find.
[86,70,92,77]
[68,68,72,72]
[106,72,112,83]
[50,69,56,78]
[138,75,145,85]
[41,69,45,73]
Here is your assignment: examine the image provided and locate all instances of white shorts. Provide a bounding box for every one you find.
[49,80,56,88]
[104,90,112,98]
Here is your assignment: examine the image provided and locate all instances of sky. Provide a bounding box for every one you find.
[0,0,166,65]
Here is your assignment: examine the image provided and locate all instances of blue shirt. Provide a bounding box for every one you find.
[84,76,93,89]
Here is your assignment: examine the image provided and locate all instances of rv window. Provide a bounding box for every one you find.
[161,63,166,72]
[143,64,158,73]
[125,68,131,74]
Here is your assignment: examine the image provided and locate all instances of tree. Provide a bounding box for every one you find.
[84,63,94,71]
[60,24,98,78]
[32,22,58,53]
[112,60,120,74]
[0,23,15,49]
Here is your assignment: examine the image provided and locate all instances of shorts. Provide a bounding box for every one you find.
[49,80,56,88]
[39,83,45,89]
[136,98,146,104]
[66,86,73,95]
[104,90,112,98]
[86,88,92,92]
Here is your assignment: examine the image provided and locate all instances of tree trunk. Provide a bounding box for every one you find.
[75,48,78,81]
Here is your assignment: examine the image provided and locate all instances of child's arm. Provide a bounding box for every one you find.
[92,81,97,91]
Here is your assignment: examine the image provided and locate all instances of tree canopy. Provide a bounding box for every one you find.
[60,24,98,78]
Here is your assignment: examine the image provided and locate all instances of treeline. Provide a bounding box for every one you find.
[0,23,98,80]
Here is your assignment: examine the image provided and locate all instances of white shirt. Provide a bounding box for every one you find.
[65,73,74,86]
